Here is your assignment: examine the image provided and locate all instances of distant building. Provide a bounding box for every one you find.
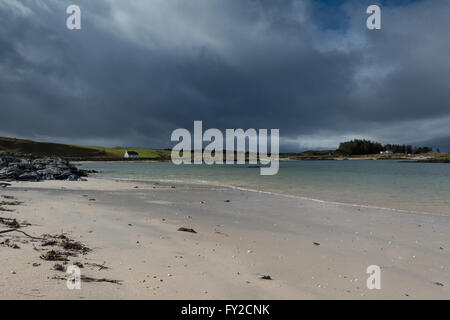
[380,150,393,155]
[124,150,139,158]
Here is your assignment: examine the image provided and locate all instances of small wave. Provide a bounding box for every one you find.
[93,175,446,217]
[228,186,446,217]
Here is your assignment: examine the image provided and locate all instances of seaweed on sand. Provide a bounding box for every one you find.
[40,250,71,261]
[61,239,91,254]
[0,217,21,228]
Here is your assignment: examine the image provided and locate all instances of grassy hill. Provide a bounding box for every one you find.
[0,137,171,160]
[71,145,172,160]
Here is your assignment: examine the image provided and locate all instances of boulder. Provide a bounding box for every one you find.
[18,172,40,181]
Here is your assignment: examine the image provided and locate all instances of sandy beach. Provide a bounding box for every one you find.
[0,177,449,299]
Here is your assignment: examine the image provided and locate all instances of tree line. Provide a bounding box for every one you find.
[337,139,434,156]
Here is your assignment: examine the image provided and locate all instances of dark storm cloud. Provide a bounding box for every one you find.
[0,0,449,150]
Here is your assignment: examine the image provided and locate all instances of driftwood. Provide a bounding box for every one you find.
[52,275,122,285]
[86,262,109,270]
[0,228,42,239]
[81,275,122,284]
[177,227,197,234]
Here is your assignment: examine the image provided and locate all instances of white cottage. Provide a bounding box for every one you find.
[124,150,139,158]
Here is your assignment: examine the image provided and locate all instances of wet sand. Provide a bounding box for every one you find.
[0,178,449,299]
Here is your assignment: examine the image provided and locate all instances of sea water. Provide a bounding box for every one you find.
[79,160,450,215]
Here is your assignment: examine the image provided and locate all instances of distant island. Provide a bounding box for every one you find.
[337,139,433,156]
[282,139,448,162]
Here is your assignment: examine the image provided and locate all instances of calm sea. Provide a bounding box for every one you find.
[78,160,450,215]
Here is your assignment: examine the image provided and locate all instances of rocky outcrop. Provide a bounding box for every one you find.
[0,153,91,181]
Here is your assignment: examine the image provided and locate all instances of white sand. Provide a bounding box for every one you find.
[0,178,449,299]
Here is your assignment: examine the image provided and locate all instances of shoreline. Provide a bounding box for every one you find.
[87,174,450,217]
[0,177,449,299]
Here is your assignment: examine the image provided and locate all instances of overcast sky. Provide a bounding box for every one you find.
[1,0,449,151]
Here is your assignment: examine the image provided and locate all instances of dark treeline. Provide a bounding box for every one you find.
[337,139,433,156]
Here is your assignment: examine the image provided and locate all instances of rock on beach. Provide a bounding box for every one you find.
[0,153,90,182]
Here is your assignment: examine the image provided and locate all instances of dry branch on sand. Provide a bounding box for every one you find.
[0,228,42,239]
[52,275,122,285]
[86,262,109,270]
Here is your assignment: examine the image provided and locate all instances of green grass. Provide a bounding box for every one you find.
[73,145,172,160]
